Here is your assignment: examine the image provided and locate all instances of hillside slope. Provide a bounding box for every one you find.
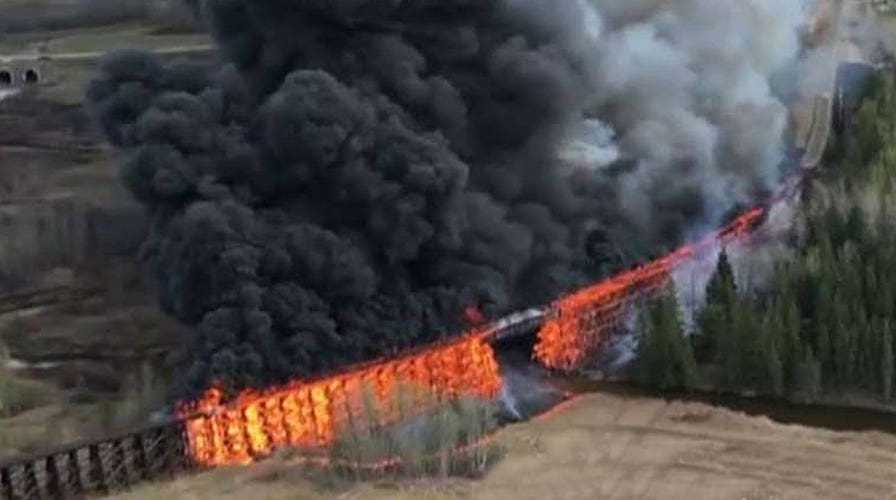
[109,392,896,500]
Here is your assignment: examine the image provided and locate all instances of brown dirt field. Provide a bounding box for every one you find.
[107,392,896,500]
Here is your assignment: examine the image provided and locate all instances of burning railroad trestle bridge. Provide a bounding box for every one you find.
[176,198,771,469]
[1,194,773,500]
[0,0,874,495]
[0,51,845,497]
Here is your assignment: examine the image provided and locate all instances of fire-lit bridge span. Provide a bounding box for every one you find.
[172,56,842,468]
[0,60,850,500]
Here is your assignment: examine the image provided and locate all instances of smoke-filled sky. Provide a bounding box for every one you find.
[88,0,813,396]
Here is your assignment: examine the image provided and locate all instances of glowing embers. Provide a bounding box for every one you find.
[534,205,767,371]
[181,332,501,466]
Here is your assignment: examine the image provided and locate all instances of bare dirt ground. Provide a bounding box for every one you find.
[109,392,896,500]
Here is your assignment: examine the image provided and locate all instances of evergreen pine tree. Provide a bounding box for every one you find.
[817,324,832,380]
[760,305,785,396]
[709,248,735,291]
[795,347,822,402]
[716,296,748,392]
[635,286,697,391]
[726,298,780,395]
[830,293,851,386]
[764,338,784,396]
[882,321,893,401]
[782,297,803,388]
[695,248,736,364]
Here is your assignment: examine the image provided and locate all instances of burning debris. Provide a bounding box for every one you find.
[87,0,810,398]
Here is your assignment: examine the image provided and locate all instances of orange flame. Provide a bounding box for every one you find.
[179,331,501,466]
[534,206,767,370]
[181,197,779,467]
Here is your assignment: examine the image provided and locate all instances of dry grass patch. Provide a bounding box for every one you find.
[0,342,57,418]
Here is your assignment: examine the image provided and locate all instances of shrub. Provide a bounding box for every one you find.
[0,343,55,418]
[101,363,168,430]
[323,384,502,481]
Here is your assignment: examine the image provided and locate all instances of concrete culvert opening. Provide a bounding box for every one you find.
[23,68,39,85]
[0,70,12,87]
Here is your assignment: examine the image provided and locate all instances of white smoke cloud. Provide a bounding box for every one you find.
[550,0,809,230]
[559,118,620,169]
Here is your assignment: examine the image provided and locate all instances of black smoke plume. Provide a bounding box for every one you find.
[88,0,803,396]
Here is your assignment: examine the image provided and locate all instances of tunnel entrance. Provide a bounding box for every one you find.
[23,68,39,85]
[0,70,12,86]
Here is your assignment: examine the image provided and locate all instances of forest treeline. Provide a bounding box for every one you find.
[636,72,896,403]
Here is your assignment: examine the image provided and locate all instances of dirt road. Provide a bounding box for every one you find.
[109,392,896,500]
[475,393,896,500]
[0,44,215,63]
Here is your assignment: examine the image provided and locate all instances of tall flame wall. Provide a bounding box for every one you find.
[182,333,501,466]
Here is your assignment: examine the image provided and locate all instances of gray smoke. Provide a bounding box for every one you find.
[88,0,809,396]
[571,0,805,239]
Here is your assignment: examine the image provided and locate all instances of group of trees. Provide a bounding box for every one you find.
[686,249,823,399]
[635,73,896,402]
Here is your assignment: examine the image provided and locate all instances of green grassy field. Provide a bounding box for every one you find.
[39,60,98,104]
[44,25,208,54]
[0,22,209,54]
[42,154,130,201]
[2,22,211,104]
